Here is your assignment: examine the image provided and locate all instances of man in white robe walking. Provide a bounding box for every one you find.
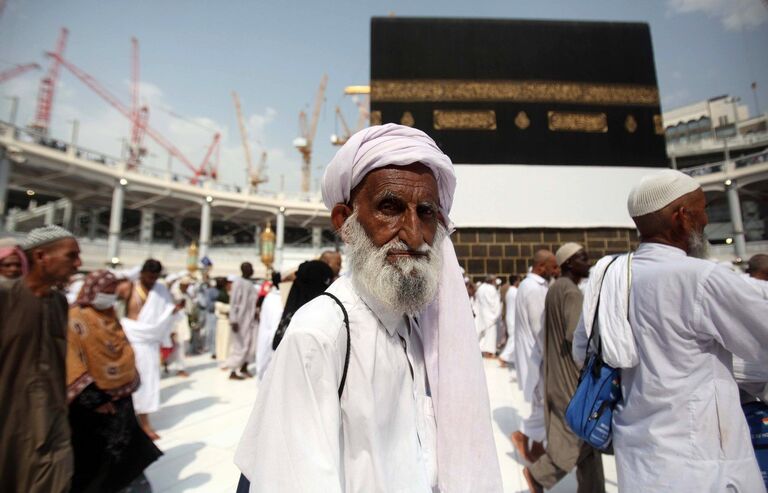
[511,250,558,463]
[234,124,502,492]
[499,274,520,367]
[476,275,502,357]
[573,169,768,492]
[226,262,258,380]
[119,259,178,440]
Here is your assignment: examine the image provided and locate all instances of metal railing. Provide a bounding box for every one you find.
[1,121,322,202]
[681,148,768,177]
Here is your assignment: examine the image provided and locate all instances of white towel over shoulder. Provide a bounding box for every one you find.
[581,254,638,369]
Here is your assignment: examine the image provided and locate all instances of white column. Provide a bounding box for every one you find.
[140,208,154,244]
[107,180,126,264]
[312,226,322,251]
[725,180,747,261]
[0,151,9,232]
[275,207,285,271]
[199,198,212,259]
[43,203,55,226]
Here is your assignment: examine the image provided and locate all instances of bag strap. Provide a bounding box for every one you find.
[585,254,622,361]
[320,292,351,399]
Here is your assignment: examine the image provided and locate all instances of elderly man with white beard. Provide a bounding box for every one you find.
[234,124,502,493]
[572,169,768,493]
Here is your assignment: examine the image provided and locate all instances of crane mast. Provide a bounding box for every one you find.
[294,74,327,194]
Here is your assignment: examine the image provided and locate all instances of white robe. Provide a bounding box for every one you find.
[513,274,548,401]
[573,243,768,492]
[475,282,501,354]
[498,286,518,363]
[121,283,178,414]
[235,275,437,492]
[513,273,548,442]
[255,289,283,379]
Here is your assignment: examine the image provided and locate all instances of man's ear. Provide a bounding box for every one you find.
[331,203,353,233]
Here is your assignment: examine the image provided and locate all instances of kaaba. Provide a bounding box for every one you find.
[370,17,667,167]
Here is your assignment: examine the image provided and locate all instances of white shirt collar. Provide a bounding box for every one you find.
[636,242,687,257]
[527,272,548,285]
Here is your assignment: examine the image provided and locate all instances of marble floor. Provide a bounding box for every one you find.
[144,354,618,493]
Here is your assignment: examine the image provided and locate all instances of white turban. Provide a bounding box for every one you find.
[322,124,456,221]
[319,123,502,492]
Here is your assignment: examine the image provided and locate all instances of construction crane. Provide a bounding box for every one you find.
[30,27,68,135]
[128,37,149,169]
[232,91,267,190]
[331,106,353,146]
[293,74,328,194]
[0,63,40,84]
[331,85,370,146]
[48,50,220,183]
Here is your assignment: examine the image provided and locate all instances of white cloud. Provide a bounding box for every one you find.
[667,0,768,30]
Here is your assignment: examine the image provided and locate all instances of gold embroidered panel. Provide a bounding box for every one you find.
[548,111,608,133]
[371,80,659,106]
[433,110,497,130]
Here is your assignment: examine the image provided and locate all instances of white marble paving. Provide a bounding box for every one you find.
[144,354,618,493]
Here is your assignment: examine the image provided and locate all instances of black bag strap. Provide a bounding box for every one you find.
[320,292,351,399]
[585,255,622,364]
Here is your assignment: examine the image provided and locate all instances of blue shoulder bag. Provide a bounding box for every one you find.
[565,255,625,451]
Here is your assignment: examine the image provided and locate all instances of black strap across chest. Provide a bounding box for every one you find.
[320,292,351,398]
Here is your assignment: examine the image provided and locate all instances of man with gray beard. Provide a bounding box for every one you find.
[235,124,502,493]
[571,169,768,493]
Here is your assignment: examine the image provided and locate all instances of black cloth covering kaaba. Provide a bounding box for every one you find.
[370,17,667,167]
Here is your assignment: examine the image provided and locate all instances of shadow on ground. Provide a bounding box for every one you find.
[146,442,211,493]
[153,396,221,430]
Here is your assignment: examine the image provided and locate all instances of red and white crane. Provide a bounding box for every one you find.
[128,36,149,169]
[0,63,40,84]
[30,27,68,135]
[46,43,220,183]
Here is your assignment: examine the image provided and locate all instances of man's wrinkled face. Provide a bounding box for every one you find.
[35,238,81,284]
[332,163,446,315]
[348,163,442,260]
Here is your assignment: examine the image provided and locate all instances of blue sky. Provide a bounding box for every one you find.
[1,0,767,192]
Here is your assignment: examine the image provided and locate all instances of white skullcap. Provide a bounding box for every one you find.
[22,225,75,251]
[555,242,584,267]
[321,123,456,219]
[627,169,700,218]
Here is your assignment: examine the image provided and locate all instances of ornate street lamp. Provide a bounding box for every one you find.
[187,241,199,273]
[260,221,276,272]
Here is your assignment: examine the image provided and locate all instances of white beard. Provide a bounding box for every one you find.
[687,230,710,259]
[341,212,445,316]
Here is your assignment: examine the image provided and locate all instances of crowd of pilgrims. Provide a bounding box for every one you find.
[3,224,767,493]
[0,229,340,492]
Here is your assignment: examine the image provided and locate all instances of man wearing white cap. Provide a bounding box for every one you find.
[525,243,603,493]
[0,225,81,492]
[572,169,768,492]
[235,124,502,492]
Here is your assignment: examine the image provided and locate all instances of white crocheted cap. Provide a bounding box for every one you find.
[627,169,700,218]
[21,225,75,251]
[555,242,584,267]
